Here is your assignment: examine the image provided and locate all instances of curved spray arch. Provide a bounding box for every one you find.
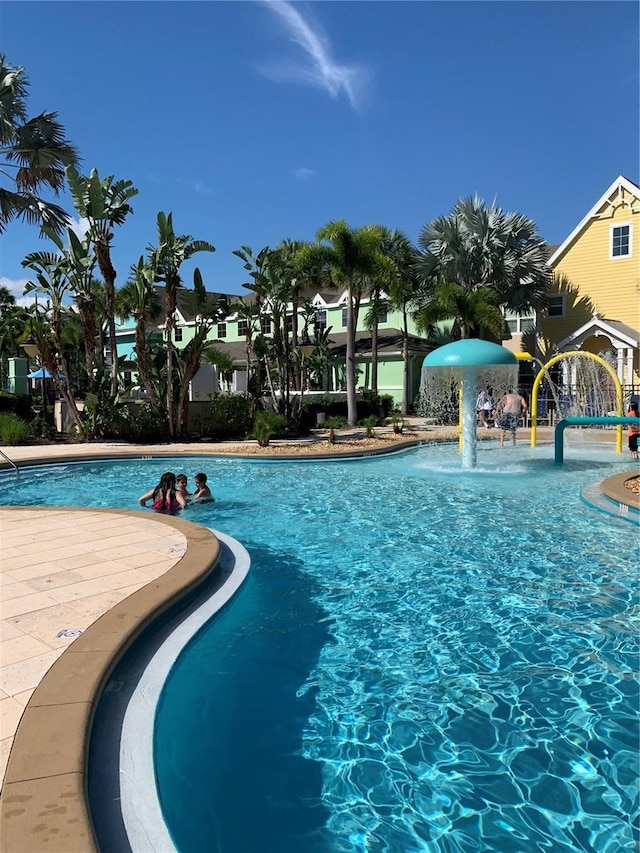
[529,350,625,452]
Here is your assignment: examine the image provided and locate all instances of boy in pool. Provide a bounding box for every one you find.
[176,474,191,502]
[193,472,214,502]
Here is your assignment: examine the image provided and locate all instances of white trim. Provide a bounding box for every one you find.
[547,175,640,266]
[609,221,633,260]
[120,531,251,853]
[557,316,639,350]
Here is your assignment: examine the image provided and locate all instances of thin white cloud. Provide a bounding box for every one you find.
[260,1,371,111]
[295,167,316,180]
[69,215,90,239]
[0,276,35,307]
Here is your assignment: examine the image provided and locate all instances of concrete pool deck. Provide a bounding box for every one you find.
[0,425,637,850]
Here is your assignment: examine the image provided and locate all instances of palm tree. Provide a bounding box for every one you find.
[0,55,79,236]
[415,195,550,338]
[202,346,235,392]
[66,165,137,396]
[147,212,215,437]
[314,221,384,425]
[116,258,162,413]
[21,248,83,431]
[384,230,421,416]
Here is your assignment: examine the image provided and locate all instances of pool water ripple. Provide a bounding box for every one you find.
[3,444,637,852]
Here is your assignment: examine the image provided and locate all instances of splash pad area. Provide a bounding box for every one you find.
[419,340,519,469]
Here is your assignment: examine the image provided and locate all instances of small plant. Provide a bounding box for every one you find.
[389,410,405,434]
[251,411,286,447]
[361,414,378,438]
[324,415,346,444]
[0,412,31,445]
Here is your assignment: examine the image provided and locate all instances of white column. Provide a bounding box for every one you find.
[617,347,625,384]
[627,347,634,387]
[461,373,477,469]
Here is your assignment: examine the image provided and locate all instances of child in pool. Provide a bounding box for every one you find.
[176,473,191,502]
[139,472,187,512]
[192,472,214,502]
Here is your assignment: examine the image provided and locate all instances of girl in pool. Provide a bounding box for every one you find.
[139,472,187,513]
[192,472,214,502]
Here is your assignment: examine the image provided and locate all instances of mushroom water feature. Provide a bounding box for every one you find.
[420,339,519,469]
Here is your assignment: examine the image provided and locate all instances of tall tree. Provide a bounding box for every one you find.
[415,195,550,338]
[116,258,162,413]
[383,230,421,415]
[147,212,215,437]
[314,221,384,425]
[0,54,79,236]
[21,248,83,430]
[66,165,137,396]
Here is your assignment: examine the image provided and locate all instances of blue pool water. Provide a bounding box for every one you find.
[4,443,638,852]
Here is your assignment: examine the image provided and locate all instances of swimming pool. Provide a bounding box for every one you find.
[4,442,638,852]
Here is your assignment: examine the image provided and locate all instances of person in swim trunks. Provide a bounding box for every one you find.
[496,390,528,447]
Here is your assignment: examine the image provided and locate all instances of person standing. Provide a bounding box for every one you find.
[627,401,640,461]
[496,390,528,447]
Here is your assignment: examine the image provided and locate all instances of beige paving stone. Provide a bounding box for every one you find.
[6,604,91,648]
[12,688,35,706]
[0,582,36,602]
[4,560,78,582]
[35,543,96,561]
[0,648,64,696]
[102,566,166,591]
[26,570,89,593]
[46,552,111,571]
[71,560,134,580]
[0,697,25,739]
[0,635,52,667]
[0,592,61,619]
[0,622,24,643]
[66,589,129,618]
[46,578,117,605]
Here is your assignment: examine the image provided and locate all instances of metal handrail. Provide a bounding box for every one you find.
[0,448,19,475]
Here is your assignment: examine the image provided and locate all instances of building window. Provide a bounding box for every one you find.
[238,319,248,336]
[610,223,631,258]
[174,327,183,342]
[341,307,348,328]
[315,310,327,330]
[504,310,534,333]
[122,371,132,386]
[261,315,272,335]
[286,314,294,334]
[378,307,388,324]
[217,322,227,339]
[547,295,565,318]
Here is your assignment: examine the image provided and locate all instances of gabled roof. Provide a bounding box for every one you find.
[548,175,640,266]
[557,314,640,351]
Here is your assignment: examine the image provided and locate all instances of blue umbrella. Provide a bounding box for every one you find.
[27,367,62,380]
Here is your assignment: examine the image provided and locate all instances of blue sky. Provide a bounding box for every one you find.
[1,1,638,304]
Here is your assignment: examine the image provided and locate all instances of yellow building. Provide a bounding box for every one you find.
[541,174,639,391]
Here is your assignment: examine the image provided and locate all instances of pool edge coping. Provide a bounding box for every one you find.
[600,470,640,511]
[0,506,221,853]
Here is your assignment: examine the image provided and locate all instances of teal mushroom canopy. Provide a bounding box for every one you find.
[423,339,517,368]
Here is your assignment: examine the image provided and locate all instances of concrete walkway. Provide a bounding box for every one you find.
[0,508,187,788]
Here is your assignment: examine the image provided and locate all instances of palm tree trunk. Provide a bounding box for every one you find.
[95,245,119,397]
[346,294,357,425]
[371,319,378,394]
[401,309,410,416]
[134,323,161,413]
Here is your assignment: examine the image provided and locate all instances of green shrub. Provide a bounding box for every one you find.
[0,392,33,420]
[199,395,254,441]
[361,414,379,437]
[324,415,347,444]
[251,411,287,447]
[0,412,32,444]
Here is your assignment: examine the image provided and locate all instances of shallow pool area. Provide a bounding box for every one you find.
[2,441,638,852]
